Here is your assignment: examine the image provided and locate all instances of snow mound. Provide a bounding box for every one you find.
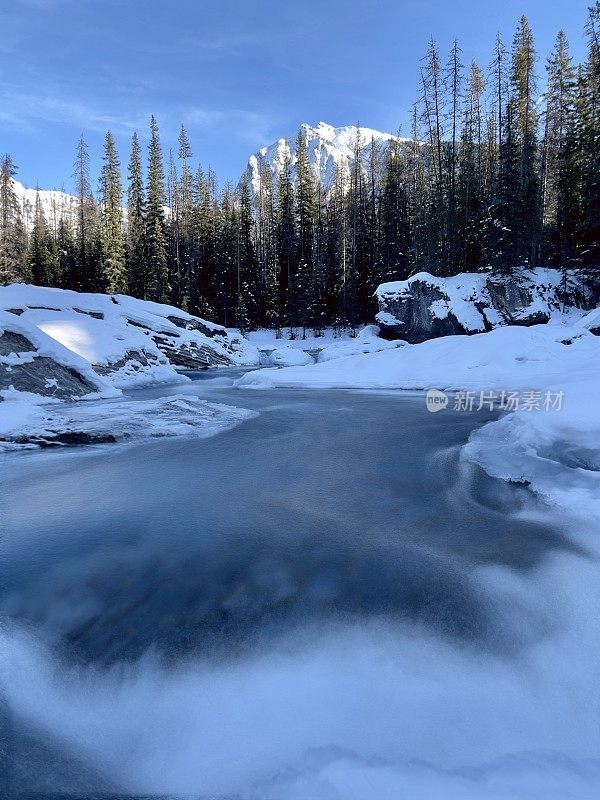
[0,284,259,391]
[463,366,600,524]
[0,394,255,450]
[237,322,600,392]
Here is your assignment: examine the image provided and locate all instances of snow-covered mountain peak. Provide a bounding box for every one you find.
[11,179,78,232]
[244,122,411,197]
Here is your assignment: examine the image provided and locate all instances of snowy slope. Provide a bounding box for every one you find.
[12,179,78,232]
[0,284,259,391]
[243,121,412,196]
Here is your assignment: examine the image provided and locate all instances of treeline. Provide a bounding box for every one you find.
[0,7,599,333]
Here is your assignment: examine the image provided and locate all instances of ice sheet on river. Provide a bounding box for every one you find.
[0,393,255,449]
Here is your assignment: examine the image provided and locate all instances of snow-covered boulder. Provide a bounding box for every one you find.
[376,269,594,343]
[576,306,600,336]
[0,285,259,390]
[268,347,314,367]
[0,311,117,402]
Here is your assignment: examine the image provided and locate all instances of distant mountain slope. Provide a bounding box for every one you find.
[243,121,412,196]
[12,122,413,229]
[12,180,78,231]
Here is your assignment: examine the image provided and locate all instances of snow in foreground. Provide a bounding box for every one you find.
[0,394,255,450]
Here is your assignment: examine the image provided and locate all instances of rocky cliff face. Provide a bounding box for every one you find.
[243,122,412,198]
[376,269,595,343]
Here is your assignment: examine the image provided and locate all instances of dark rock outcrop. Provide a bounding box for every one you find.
[376,269,595,343]
[0,331,35,356]
[166,314,227,339]
[152,334,231,368]
[377,282,472,343]
[0,356,98,398]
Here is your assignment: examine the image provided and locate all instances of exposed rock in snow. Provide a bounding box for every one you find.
[0,285,259,392]
[376,269,594,343]
[0,311,117,401]
[0,394,255,450]
[244,122,412,197]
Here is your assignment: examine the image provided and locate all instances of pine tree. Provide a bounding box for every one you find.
[294,128,317,334]
[421,38,447,274]
[581,1,600,274]
[215,185,237,326]
[178,125,194,308]
[166,150,181,304]
[28,189,56,285]
[510,16,540,265]
[276,145,296,330]
[72,134,99,290]
[56,218,77,289]
[541,31,578,267]
[99,131,127,294]
[379,138,411,282]
[192,166,218,319]
[256,164,279,331]
[235,179,259,329]
[146,115,169,303]
[445,39,464,271]
[0,155,28,284]
[126,132,147,298]
[458,61,486,270]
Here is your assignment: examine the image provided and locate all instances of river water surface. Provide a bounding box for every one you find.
[1,372,598,798]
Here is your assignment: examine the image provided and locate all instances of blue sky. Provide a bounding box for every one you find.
[0,0,592,192]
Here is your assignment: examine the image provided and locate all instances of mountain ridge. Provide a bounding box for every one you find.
[11,121,408,229]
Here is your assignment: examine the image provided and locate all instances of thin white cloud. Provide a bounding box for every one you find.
[0,90,148,135]
[0,88,278,153]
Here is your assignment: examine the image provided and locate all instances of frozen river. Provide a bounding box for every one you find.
[1,372,597,798]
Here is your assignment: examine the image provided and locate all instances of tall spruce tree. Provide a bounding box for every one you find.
[510,16,540,265]
[277,146,296,329]
[99,131,127,293]
[294,129,316,333]
[178,125,194,309]
[126,132,147,298]
[581,2,600,272]
[541,31,578,267]
[0,155,28,284]
[72,134,100,290]
[28,189,56,285]
[146,116,169,303]
[379,138,411,282]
